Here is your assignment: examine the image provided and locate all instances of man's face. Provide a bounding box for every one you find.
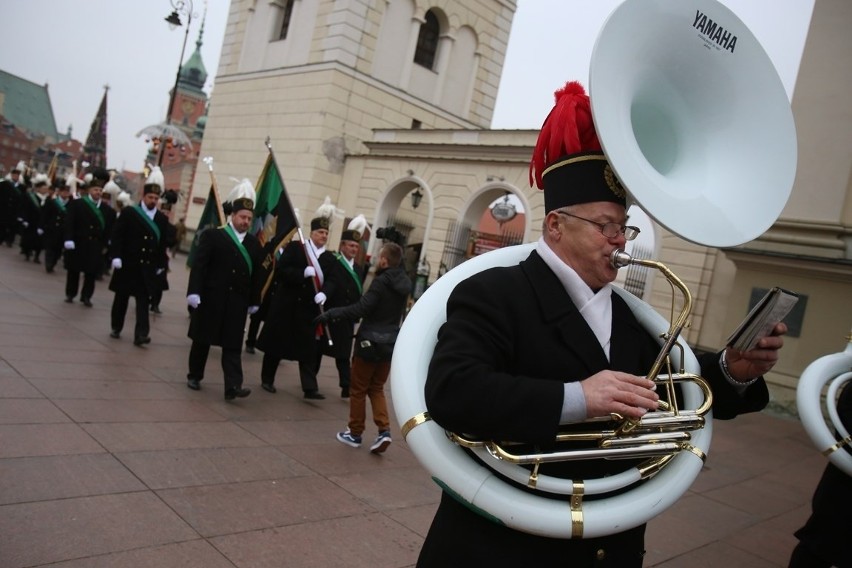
[142,192,160,209]
[88,186,103,201]
[310,228,328,248]
[231,209,253,233]
[339,239,359,261]
[11,171,20,182]
[547,201,628,290]
[58,189,71,201]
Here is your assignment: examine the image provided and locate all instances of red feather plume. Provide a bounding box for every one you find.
[529,81,602,189]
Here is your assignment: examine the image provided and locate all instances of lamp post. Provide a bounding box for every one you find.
[158,0,194,167]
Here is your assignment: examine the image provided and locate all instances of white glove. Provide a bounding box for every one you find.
[248,305,260,315]
[21,221,28,228]
[187,294,201,308]
[64,240,75,250]
[155,268,165,275]
[36,228,44,236]
[304,266,316,278]
[111,258,122,270]
[314,292,327,305]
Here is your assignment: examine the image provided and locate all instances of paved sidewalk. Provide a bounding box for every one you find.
[0,243,824,567]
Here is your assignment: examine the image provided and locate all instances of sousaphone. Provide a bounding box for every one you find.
[391,0,797,538]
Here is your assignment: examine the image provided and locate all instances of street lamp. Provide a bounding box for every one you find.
[158,0,194,167]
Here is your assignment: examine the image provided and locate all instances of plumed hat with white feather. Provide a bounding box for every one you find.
[143,167,164,195]
[341,214,369,242]
[310,196,340,231]
[225,178,255,214]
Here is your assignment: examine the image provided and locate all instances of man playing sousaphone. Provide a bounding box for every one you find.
[416,81,787,567]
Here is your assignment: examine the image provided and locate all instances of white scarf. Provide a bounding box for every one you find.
[306,239,326,285]
[536,238,614,360]
[228,221,247,243]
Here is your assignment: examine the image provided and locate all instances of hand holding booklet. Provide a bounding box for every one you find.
[726,287,799,352]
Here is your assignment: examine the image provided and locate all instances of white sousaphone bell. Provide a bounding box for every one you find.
[797,333,852,476]
[391,0,797,539]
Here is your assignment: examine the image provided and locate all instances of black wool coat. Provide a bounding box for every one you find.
[256,240,336,361]
[418,250,769,567]
[186,227,263,349]
[42,197,67,251]
[320,252,363,359]
[63,197,115,273]
[108,206,174,297]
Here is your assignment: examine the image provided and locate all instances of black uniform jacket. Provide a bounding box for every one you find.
[256,239,336,361]
[186,226,263,349]
[63,197,116,273]
[108,205,174,297]
[419,250,769,567]
[17,190,43,251]
[42,197,67,250]
[320,252,363,359]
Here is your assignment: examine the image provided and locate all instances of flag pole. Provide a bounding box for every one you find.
[264,138,333,346]
[201,156,226,226]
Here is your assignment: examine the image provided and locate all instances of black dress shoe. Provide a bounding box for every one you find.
[109,330,120,339]
[261,383,276,394]
[187,379,201,391]
[225,387,251,400]
[82,298,93,307]
[245,344,255,354]
[341,386,350,399]
[303,390,326,400]
[133,336,151,346]
[64,296,74,303]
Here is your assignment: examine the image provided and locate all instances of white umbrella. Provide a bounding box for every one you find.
[136,122,192,148]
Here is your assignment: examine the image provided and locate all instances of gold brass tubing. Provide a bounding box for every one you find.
[683,444,707,462]
[638,454,675,478]
[528,461,540,489]
[822,435,852,457]
[571,482,584,539]
[401,412,431,439]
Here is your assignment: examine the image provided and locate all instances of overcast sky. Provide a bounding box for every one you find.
[0,0,812,172]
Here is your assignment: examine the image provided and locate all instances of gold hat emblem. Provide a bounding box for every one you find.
[604,165,626,200]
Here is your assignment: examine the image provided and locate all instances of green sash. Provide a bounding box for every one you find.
[335,252,362,294]
[131,204,161,243]
[54,197,67,212]
[83,196,105,230]
[28,192,40,209]
[224,225,252,276]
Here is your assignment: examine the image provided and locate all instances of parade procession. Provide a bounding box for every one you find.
[0,0,850,567]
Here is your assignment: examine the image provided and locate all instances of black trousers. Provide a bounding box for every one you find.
[246,311,263,347]
[335,357,350,388]
[188,341,244,393]
[261,343,321,393]
[65,270,96,300]
[44,244,62,272]
[110,292,150,339]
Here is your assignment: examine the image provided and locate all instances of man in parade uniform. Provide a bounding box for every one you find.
[185,181,263,401]
[63,167,116,306]
[42,179,71,273]
[17,174,49,263]
[107,168,174,345]
[0,162,27,246]
[256,212,335,398]
[320,215,368,398]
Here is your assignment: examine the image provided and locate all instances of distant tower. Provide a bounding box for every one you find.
[82,85,108,168]
[154,12,210,216]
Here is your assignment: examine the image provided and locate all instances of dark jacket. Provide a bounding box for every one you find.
[187,226,264,348]
[17,190,44,252]
[418,250,769,567]
[321,264,410,358]
[320,252,364,359]
[108,205,174,297]
[256,240,337,361]
[42,196,68,250]
[63,197,116,273]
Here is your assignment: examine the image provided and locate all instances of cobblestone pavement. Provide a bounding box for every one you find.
[0,243,823,567]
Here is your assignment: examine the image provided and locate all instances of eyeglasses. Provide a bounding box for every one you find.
[555,210,640,241]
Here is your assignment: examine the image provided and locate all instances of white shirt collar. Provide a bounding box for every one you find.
[228,221,247,243]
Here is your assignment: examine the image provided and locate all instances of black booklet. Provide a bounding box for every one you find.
[726,287,799,351]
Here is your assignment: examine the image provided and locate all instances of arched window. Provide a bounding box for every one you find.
[413,10,439,69]
[277,0,295,41]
